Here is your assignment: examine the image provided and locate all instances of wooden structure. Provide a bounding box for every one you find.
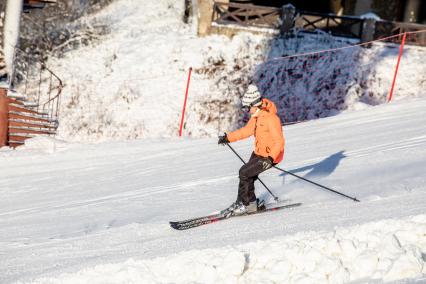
[375,20,426,46]
[0,88,59,148]
[0,89,8,147]
[0,0,61,148]
[0,45,63,148]
[296,11,365,39]
[23,0,57,11]
[212,2,281,29]
[209,1,426,45]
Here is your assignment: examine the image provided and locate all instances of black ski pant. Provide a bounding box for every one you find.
[237,152,273,206]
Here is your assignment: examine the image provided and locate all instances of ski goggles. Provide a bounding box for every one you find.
[241,97,262,112]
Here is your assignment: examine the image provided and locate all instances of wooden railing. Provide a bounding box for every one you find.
[296,11,364,39]
[212,2,364,38]
[211,1,426,46]
[375,21,426,46]
[23,0,57,12]
[212,2,280,29]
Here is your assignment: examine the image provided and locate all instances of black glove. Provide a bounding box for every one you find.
[218,133,229,145]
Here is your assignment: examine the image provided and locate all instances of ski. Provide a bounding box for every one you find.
[170,202,302,230]
[169,199,294,226]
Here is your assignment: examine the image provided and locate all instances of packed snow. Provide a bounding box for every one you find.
[2,97,426,283]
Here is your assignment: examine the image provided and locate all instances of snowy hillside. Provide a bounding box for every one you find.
[45,0,267,141]
[1,96,426,283]
[36,0,426,142]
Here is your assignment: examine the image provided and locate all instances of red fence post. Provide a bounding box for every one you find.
[179,67,192,137]
[387,32,407,102]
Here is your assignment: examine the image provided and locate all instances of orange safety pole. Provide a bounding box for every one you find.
[179,67,192,137]
[388,32,407,102]
[0,89,9,147]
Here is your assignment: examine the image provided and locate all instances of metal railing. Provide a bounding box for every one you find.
[13,47,63,125]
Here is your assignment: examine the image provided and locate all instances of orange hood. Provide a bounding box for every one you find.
[259,98,278,115]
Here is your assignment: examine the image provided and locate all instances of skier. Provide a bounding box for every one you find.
[218,84,285,215]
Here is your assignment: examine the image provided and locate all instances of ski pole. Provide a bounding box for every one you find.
[273,165,360,202]
[226,143,279,202]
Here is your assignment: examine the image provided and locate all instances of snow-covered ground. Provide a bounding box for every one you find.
[44,0,266,141]
[1,96,426,283]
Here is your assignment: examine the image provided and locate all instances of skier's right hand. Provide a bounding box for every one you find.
[218,133,229,145]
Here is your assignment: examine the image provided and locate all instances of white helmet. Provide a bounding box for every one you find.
[242,84,262,107]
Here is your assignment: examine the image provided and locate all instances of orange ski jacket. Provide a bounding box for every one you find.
[228,98,285,164]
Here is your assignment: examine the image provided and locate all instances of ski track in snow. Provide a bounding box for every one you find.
[0,175,235,218]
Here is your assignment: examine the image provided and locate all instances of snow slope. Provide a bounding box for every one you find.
[1,97,426,283]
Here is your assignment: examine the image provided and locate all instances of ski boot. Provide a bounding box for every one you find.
[256,198,266,211]
[221,201,247,216]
